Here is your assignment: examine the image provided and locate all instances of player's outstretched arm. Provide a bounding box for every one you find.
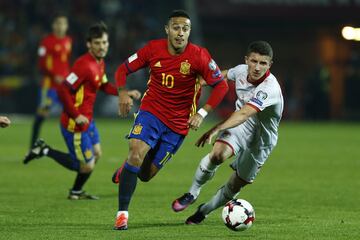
[0,116,11,128]
[196,104,257,146]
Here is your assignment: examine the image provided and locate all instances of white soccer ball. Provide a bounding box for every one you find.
[221,199,255,231]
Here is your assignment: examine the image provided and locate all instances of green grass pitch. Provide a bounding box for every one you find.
[0,119,359,239]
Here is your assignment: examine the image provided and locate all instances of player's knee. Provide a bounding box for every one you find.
[94,149,102,162]
[127,151,143,167]
[210,150,227,165]
[79,161,95,173]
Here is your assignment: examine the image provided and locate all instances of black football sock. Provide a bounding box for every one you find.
[118,163,139,211]
[30,115,44,147]
[72,172,92,192]
[46,148,79,171]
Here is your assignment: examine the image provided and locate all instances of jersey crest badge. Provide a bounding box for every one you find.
[180,60,191,75]
[154,61,162,67]
[132,124,143,135]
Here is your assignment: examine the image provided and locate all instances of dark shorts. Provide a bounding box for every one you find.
[61,121,100,169]
[128,110,185,169]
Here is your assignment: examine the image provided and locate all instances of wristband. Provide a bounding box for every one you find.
[197,108,208,118]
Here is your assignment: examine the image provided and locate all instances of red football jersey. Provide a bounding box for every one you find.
[60,53,114,132]
[116,39,224,135]
[38,34,72,89]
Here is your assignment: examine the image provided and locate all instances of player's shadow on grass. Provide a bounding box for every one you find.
[127,222,186,230]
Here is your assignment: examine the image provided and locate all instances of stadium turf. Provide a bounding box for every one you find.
[0,119,359,239]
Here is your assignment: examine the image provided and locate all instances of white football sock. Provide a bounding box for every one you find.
[189,154,219,199]
[200,182,240,215]
[117,211,128,218]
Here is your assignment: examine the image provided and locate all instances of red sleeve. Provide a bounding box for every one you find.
[57,82,80,118]
[38,38,52,76]
[65,61,88,91]
[100,82,118,96]
[206,79,229,108]
[115,42,151,88]
[197,48,228,108]
[198,48,224,86]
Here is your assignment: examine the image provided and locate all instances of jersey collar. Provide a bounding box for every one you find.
[247,70,270,86]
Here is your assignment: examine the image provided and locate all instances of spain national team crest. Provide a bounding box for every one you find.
[132,124,143,135]
[180,60,191,75]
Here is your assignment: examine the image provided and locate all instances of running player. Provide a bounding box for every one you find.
[171,41,284,224]
[23,22,141,200]
[112,10,229,230]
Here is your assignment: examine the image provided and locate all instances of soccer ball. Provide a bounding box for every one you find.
[221,199,255,231]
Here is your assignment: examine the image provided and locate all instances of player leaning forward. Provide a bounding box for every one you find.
[172,41,284,224]
[112,10,229,230]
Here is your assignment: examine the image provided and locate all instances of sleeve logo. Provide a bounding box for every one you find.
[208,59,217,71]
[256,91,268,100]
[38,46,46,56]
[66,72,78,85]
[128,53,138,63]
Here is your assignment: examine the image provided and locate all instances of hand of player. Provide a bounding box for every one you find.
[0,116,11,128]
[127,90,142,100]
[188,113,204,131]
[195,126,220,147]
[54,75,65,84]
[118,89,133,117]
[75,114,89,126]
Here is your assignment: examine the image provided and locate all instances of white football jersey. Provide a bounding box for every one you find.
[227,64,284,148]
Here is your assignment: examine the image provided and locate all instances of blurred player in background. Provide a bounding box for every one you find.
[112,9,229,230]
[29,13,72,148]
[171,41,284,224]
[23,22,141,200]
[0,116,11,128]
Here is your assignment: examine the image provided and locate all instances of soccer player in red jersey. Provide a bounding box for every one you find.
[112,10,229,230]
[29,14,72,148]
[23,22,141,200]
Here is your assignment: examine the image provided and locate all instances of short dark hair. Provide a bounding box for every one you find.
[53,12,67,21]
[168,9,190,22]
[86,21,108,42]
[247,41,273,59]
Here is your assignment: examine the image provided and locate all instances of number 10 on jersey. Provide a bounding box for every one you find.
[161,73,174,88]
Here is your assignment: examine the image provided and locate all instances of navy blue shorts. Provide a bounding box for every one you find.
[61,121,100,169]
[128,110,185,169]
[37,87,62,112]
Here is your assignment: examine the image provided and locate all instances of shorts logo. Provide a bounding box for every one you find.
[84,149,93,159]
[180,60,191,75]
[132,124,143,135]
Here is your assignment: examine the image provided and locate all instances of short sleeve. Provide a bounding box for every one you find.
[227,65,243,81]
[198,48,224,86]
[125,42,152,73]
[65,62,89,90]
[247,80,280,112]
